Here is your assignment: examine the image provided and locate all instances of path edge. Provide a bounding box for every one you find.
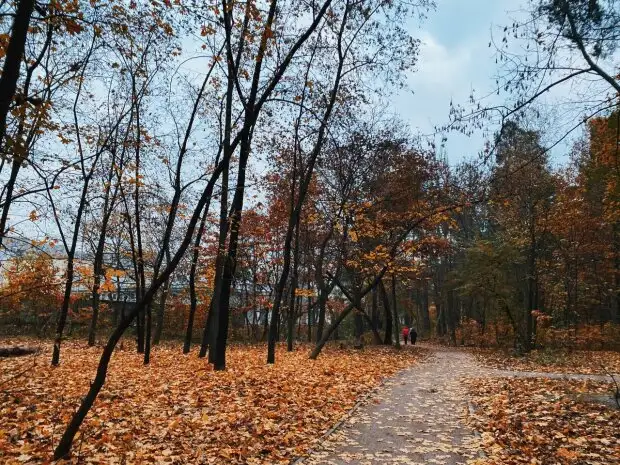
[289,378,385,465]
[289,355,424,465]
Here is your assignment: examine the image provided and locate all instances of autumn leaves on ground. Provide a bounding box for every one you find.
[3,341,619,465]
[0,340,422,464]
[469,350,620,465]
[1,0,620,464]
[468,377,620,465]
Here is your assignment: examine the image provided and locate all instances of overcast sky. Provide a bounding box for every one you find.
[395,0,521,165]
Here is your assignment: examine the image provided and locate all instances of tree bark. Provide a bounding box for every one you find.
[0,0,36,248]
[201,162,229,361]
[0,0,34,148]
[184,206,209,354]
[421,281,431,336]
[152,277,169,345]
[286,221,300,351]
[371,286,379,332]
[379,280,392,345]
[391,274,400,348]
[52,174,94,366]
[88,166,118,347]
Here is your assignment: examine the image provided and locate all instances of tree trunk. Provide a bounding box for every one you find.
[0,0,36,248]
[0,161,22,250]
[436,302,445,336]
[421,282,431,336]
[0,0,34,144]
[307,283,313,342]
[446,289,456,346]
[371,286,379,332]
[52,174,92,366]
[612,223,620,324]
[287,222,301,352]
[379,280,392,345]
[262,304,269,341]
[525,248,536,352]
[315,287,328,343]
[136,307,144,353]
[353,310,364,348]
[88,272,102,347]
[200,161,229,360]
[88,156,118,347]
[184,206,209,354]
[144,303,152,364]
[212,136,251,370]
[391,274,400,348]
[310,302,355,359]
[152,279,169,345]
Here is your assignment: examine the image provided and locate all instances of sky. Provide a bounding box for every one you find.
[395,0,521,165]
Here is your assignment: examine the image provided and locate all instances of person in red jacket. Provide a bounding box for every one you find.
[402,326,410,345]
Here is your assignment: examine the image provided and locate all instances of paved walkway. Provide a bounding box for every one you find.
[302,345,483,465]
[301,345,618,465]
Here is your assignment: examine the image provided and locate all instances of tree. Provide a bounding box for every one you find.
[0,250,62,332]
[488,122,555,351]
[450,0,620,149]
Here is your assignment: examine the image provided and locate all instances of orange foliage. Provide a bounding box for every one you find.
[0,252,63,327]
[536,323,620,351]
[0,341,422,464]
[455,318,516,348]
[467,377,619,464]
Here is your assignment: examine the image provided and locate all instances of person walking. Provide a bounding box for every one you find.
[401,326,409,345]
[409,327,417,345]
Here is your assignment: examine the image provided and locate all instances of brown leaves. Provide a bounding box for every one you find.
[0,340,420,464]
[466,377,620,464]
[472,347,620,375]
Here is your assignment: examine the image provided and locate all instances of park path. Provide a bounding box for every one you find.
[301,345,483,465]
[300,344,617,465]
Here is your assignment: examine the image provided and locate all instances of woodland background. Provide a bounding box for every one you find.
[0,0,618,461]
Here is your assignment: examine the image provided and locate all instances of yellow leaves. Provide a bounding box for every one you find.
[200,24,215,36]
[476,345,620,374]
[65,20,83,35]
[466,375,620,465]
[305,212,322,224]
[29,236,55,249]
[0,252,62,314]
[295,288,316,298]
[0,33,10,59]
[100,268,126,293]
[126,174,145,187]
[0,342,421,464]
[57,133,72,144]
[362,245,389,263]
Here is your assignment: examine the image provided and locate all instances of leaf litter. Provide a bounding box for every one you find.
[0,340,421,464]
[465,377,620,464]
[470,349,620,375]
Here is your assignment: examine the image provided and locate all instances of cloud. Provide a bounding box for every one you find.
[410,32,473,91]
[394,32,485,161]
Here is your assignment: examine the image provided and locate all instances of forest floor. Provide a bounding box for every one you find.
[0,338,422,464]
[301,344,620,465]
[469,347,620,375]
[301,345,482,465]
[1,339,619,464]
